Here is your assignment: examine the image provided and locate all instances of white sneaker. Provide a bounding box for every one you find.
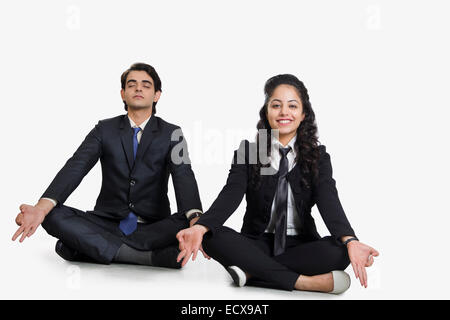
[329,270,351,294]
[226,266,247,287]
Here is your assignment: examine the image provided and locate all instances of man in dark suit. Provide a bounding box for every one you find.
[12,62,205,268]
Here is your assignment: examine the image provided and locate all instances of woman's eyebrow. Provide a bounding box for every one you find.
[270,99,299,103]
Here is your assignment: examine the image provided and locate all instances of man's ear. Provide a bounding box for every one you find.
[154,90,161,102]
[120,89,125,101]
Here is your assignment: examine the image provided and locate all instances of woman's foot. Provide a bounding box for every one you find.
[295,271,350,294]
[226,266,251,287]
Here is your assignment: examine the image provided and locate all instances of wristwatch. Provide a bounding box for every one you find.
[187,211,202,221]
[343,237,359,246]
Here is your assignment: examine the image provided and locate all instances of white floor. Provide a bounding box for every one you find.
[3,235,389,300]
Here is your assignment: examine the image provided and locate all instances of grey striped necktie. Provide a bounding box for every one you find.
[273,146,291,256]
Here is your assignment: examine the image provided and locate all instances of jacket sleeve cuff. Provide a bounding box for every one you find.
[194,220,215,236]
[334,232,358,245]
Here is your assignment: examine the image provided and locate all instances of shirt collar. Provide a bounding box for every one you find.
[128,115,151,131]
[270,134,298,167]
[272,134,297,152]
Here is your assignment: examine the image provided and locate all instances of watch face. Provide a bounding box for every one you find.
[189,212,201,220]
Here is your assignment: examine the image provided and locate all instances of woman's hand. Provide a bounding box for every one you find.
[346,240,379,288]
[176,224,210,267]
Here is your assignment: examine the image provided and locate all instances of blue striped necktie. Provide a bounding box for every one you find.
[119,127,141,235]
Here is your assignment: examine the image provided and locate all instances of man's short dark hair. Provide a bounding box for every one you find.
[121,63,162,114]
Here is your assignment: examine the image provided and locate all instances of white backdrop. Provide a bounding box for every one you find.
[1,0,449,300]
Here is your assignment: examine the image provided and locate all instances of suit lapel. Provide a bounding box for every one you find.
[286,163,301,184]
[287,164,311,201]
[119,115,135,170]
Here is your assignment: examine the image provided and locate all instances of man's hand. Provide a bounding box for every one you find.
[346,240,379,288]
[12,199,54,242]
[176,224,210,267]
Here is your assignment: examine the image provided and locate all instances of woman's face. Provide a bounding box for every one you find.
[266,84,305,143]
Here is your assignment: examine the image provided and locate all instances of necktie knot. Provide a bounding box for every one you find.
[279,146,291,158]
[133,127,141,137]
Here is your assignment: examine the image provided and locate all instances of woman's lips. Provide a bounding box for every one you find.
[276,119,293,126]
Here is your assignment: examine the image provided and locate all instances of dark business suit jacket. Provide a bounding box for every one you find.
[196,140,356,241]
[42,114,202,221]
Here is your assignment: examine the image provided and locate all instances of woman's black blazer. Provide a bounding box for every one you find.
[196,140,356,242]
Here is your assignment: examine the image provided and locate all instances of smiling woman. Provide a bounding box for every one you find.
[176,74,379,294]
[266,85,305,146]
[253,74,319,191]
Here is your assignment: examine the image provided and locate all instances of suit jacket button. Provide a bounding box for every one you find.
[130,180,136,186]
[129,202,134,209]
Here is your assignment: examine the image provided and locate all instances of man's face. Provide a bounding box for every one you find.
[121,70,160,111]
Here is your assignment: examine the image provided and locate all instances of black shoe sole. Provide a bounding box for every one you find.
[55,240,96,263]
[226,266,245,287]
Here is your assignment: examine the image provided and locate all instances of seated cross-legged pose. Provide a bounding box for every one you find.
[12,62,205,269]
[176,74,379,293]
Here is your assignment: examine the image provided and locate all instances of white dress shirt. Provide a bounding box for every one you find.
[128,115,150,144]
[264,135,302,236]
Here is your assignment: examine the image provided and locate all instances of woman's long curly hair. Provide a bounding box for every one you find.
[251,74,320,190]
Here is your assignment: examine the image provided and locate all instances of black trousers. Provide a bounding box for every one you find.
[202,226,351,291]
[41,205,189,264]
